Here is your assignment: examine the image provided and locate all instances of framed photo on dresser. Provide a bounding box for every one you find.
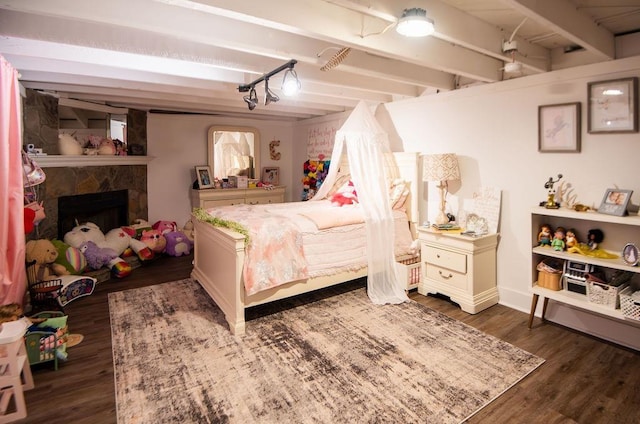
[262,167,279,186]
[195,165,213,189]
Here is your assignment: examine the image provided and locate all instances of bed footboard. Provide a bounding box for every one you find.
[191,215,247,335]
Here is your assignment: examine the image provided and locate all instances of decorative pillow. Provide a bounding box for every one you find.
[326,174,352,197]
[389,179,410,210]
[330,180,358,207]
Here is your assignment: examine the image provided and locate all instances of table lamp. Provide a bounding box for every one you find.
[423,153,461,225]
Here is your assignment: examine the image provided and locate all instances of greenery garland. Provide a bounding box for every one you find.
[192,208,250,246]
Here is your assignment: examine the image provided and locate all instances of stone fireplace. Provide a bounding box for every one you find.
[33,165,147,240]
[23,89,149,241]
[57,189,129,239]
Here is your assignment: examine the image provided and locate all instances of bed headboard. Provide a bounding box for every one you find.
[336,151,420,236]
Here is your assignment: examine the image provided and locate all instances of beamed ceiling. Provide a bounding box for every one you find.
[1,0,639,121]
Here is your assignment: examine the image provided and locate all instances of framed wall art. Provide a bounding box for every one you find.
[597,188,633,216]
[538,102,581,153]
[588,77,638,133]
[195,165,214,189]
[262,166,280,186]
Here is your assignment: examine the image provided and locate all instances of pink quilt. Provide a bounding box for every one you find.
[204,204,309,295]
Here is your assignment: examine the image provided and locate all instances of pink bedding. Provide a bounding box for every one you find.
[204,204,308,295]
[202,200,414,295]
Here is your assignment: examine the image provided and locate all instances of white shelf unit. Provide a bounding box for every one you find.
[528,207,640,328]
[35,155,153,167]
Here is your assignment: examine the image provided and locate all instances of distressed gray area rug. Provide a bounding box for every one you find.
[109,279,544,424]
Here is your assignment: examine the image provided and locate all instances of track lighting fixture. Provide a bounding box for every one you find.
[243,86,258,110]
[281,68,301,96]
[264,78,279,105]
[238,59,300,110]
[396,8,434,37]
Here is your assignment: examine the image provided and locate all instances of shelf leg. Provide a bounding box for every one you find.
[528,294,539,329]
[541,297,549,323]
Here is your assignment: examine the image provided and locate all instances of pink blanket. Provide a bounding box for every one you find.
[298,205,364,230]
[204,204,309,295]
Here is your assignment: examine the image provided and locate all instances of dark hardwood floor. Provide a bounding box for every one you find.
[18,255,640,424]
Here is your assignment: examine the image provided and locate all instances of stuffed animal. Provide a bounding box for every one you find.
[78,241,120,271]
[181,220,194,242]
[164,231,193,257]
[25,239,70,282]
[121,219,152,239]
[64,222,154,278]
[140,229,167,254]
[51,239,87,275]
[152,220,178,235]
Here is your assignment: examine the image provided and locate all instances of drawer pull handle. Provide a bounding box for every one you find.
[439,270,453,279]
[436,254,441,258]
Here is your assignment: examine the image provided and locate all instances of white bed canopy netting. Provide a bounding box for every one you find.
[312,101,408,304]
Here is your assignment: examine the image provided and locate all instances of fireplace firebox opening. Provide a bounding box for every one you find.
[58,190,128,239]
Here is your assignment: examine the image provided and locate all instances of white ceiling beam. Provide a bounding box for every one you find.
[503,0,615,60]
[3,0,502,81]
[179,0,502,82]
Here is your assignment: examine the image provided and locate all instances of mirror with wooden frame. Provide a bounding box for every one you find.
[207,126,260,181]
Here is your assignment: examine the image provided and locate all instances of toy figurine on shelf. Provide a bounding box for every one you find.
[539,174,563,209]
[587,228,604,250]
[565,228,578,249]
[538,224,552,247]
[551,226,566,251]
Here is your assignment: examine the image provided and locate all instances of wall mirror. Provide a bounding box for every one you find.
[207,126,260,180]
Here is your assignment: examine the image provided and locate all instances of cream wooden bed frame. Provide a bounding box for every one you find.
[191,152,420,335]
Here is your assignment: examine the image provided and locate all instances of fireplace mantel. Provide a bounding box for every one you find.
[35,155,154,168]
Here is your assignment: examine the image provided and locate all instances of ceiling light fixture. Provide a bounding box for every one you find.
[243,86,258,110]
[281,68,301,96]
[238,59,299,110]
[264,78,280,105]
[396,8,434,37]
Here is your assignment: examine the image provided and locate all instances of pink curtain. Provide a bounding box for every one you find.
[0,54,27,306]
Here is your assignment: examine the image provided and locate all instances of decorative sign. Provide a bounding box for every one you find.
[307,122,338,159]
[464,187,501,234]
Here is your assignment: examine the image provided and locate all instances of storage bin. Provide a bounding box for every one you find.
[396,255,421,290]
[536,259,563,291]
[586,279,627,309]
[620,286,640,322]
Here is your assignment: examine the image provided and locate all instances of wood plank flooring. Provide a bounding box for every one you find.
[17,254,640,424]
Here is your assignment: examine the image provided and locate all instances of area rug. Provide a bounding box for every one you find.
[109,279,544,424]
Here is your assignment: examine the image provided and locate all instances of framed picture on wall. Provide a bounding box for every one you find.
[538,102,581,153]
[262,167,280,186]
[597,188,633,216]
[588,77,638,133]
[195,165,214,189]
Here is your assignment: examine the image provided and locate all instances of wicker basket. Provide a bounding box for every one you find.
[620,286,640,322]
[537,270,562,291]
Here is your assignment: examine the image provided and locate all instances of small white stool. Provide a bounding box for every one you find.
[0,320,34,423]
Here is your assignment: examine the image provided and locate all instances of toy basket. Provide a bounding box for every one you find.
[619,286,640,322]
[536,259,563,291]
[586,272,630,309]
[397,254,421,290]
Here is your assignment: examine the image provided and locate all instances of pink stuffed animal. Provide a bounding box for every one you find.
[152,220,178,235]
[140,229,167,254]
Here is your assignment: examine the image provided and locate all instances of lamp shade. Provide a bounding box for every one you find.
[423,153,460,182]
[396,8,435,37]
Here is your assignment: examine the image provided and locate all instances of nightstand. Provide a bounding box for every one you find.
[417,227,498,313]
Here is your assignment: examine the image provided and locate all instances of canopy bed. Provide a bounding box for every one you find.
[191,151,420,335]
[191,102,421,335]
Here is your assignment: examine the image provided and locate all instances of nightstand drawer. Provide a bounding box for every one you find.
[424,247,466,273]
[425,264,467,290]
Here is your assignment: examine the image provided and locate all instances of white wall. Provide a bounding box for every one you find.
[146,114,294,227]
[378,55,640,344]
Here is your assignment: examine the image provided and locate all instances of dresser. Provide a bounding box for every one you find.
[190,186,285,209]
[417,227,499,313]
